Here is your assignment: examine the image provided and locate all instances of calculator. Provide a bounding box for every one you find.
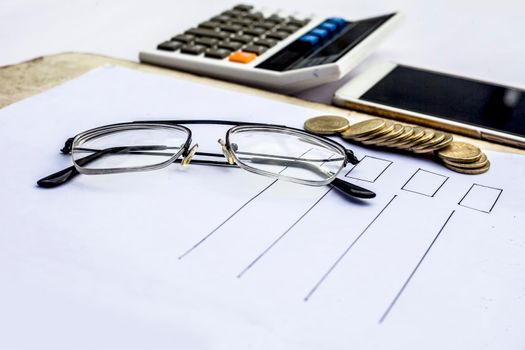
[139,4,401,93]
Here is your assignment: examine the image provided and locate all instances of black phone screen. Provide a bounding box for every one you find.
[360,65,525,138]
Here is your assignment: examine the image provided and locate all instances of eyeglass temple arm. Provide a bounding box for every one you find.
[37,146,234,188]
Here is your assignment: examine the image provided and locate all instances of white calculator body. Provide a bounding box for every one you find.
[139,4,401,93]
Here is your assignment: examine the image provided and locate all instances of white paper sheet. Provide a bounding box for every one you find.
[0,66,524,350]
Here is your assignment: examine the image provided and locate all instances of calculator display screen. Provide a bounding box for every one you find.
[361,65,525,138]
[256,14,394,72]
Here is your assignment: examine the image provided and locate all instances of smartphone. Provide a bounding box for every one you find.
[333,62,525,149]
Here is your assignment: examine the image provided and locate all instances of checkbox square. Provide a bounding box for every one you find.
[345,156,393,183]
[459,184,503,213]
[402,168,449,197]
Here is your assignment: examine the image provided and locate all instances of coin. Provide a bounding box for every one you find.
[425,133,453,152]
[396,127,425,149]
[436,141,482,163]
[354,120,395,141]
[380,126,414,147]
[442,153,489,169]
[361,123,403,145]
[443,160,490,174]
[304,115,350,135]
[412,131,446,153]
[406,129,435,149]
[341,119,386,140]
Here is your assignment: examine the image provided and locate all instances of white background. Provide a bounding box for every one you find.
[2,0,524,103]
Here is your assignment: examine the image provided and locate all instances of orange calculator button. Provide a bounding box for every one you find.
[228,51,257,64]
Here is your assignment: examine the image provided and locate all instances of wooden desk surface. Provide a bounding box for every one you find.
[1,52,523,156]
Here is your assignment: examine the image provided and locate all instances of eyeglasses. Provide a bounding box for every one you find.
[37,120,375,199]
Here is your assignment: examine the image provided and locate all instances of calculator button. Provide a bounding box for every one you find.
[229,51,257,63]
[205,48,231,59]
[222,10,244,18]
[243,27,266,36]
[233,4,254,12]
[326,17,346,29]
[210,15,231,23]
[319,21,338,34]
[180,44,206,55]
[243,45,267,55]
[267,14,286,23]
[299,34,320,46]
[195,37,218,47]
[254,38,277,48]
[245,12,264,20]
[157,41,182,51]
[254,22,277,30]
[171,34,195,44]
[230,34,254,44]
[266,31,289,40]
[186,28,229,40]
[276,25,300,34]
[288,17,310,27]
[220,24,243,33]
[218,41,243,51]
[198,21,221,30]
[310,28,329,40]
[231,18,253,27]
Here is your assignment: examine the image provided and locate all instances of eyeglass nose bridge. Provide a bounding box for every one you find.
[218,139,235,165]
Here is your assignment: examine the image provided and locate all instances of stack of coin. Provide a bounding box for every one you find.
[338,118,454,154]
[303,115,490,175]
[436,142,490,174]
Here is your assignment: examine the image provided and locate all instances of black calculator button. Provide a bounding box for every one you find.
[171,34,195,44]
[157,41,182,51]
[218,41,243,51]
[245,12,264,20]
[266,31,289,40]
[186,28,229,40]
[210,15,231,23]
[205,48,231,59]
[220,24,243,33]
[254,22,277,30]
[233,4,254,12]
[276,25,300,33]
[243,27,266,36]
[254,38,277,48]
[195,37,218,47]
[199,21,221,30]
[180,44,206,55]
[230,18,253,27]
[222,10,244,18]
[243,45,267,55]
[266,14,286,23]
[230,34,254,44]
[287,17,310,27]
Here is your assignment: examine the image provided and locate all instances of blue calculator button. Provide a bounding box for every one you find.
[326,17,346,29]
[319,22,338,34]
[299,34,320,46]
[310,28,329,40]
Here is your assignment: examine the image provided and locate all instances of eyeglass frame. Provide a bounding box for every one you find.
[37,119,375,199]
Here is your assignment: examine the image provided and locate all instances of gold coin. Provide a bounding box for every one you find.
[412,131,446,153]
[406,128,435,149]
[354,120,395,141]
[442,153,488,169]
[425,133,454,152]
[341,119,386,140]
[361,123,403,145]
[395,127,425,149]
[436,141,482,163]
[380,126,414,147]
[443,160,490,174]
[304,115,350,135]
